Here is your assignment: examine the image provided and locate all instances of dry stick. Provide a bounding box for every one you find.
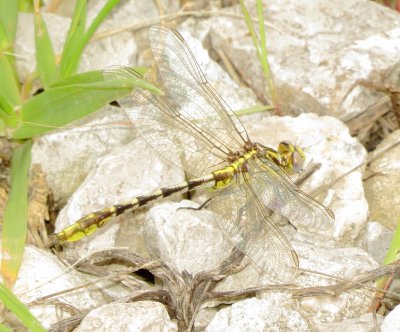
[119,248,245,329]
[207,283,298,302]
[28,261,160,306]
[340,79,400,135]
[43,249,400,330]
[48,313,87,332]
[310,137,400,199]
[48,290,173,332]
[358,80,400,128]
[187,279,212,331]
[45,0,63,13]
[292,263,400,299]
[370,273,395,314]
[89,10,293,43]
[389,87,400,127]
[16,250,101,297]
[16,245,149,298]
[296,267,385,296]
[205,264,400,303]
[45,247,248,331]
[215,47,244,86]
[155,0,165,17]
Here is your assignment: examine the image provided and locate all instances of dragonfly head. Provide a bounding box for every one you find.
[278,141,305,175]
[262,141,305,175]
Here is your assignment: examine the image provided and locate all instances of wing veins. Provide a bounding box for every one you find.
[150,26,249,149]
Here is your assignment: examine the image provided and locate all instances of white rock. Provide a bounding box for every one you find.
[75,301,177,332]
[143,200,231,275]
[55,137,184,256]
[205,0,400,118]
[32,106,135,204]
[238,241,380,326]
[364,129,400,230]
[13,246,105,329]
[356,221,392,263]
[206,294,311,331]
[195,307,219,331]
[294,243,378,286]
[243,113,368,245]
[88,0,180,32]
[382,304,400,332]
[293,243,378,324]
[15,13,69,78]
[85,0,180,70]
[80,31,137,72]
[176,24,260,112]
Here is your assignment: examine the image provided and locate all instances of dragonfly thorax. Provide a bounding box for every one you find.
[226,141,257,163]
[213,149,258,189]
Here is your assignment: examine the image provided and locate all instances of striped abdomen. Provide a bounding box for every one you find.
[48,174,217,247]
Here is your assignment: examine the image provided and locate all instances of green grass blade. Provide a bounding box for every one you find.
[0,323,12,332]
[0,11,20,105]
[0,282,46,331]
[52,69,105,87]
[83,0,120,44]
[33,0,59,89]
[0,0,19,45]
[60,0,120,77]
[1,140,32,288]
[59,0,86,77]
[255,0,278,111]
[68,0,86,42]
[12,69,161,138]
[374,219,400,301]
[235,104,274,116]
[0,18,19,95]
[51,67,149,87]
[239,0,261,59]
[0,18,10,50]
[239,0,279,113]
[0,53,21,106]
[0,95,18,127]
[257,0,267,58]
[383,220,400,265]
[19,0,34,12]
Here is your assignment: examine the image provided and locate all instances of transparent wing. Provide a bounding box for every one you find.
[147,25,250,157]
[104,24,251,177]
[250,159,335,230]
[105,66,231,177]
[210,174,299,283]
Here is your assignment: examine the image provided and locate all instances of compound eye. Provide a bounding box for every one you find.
[291,150,304,174]
[278,141,291,154]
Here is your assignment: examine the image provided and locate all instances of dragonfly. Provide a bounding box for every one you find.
[49,25,334,282]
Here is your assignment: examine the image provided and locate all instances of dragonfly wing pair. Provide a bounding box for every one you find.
[251,159,334,230]
[105,25,249,178]
[104,25,333,282]
[210,164,299,281]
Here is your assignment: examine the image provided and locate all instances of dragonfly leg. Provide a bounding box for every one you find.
[178,197,213,211]
[272,214,298,232]
[287,220,298,231]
